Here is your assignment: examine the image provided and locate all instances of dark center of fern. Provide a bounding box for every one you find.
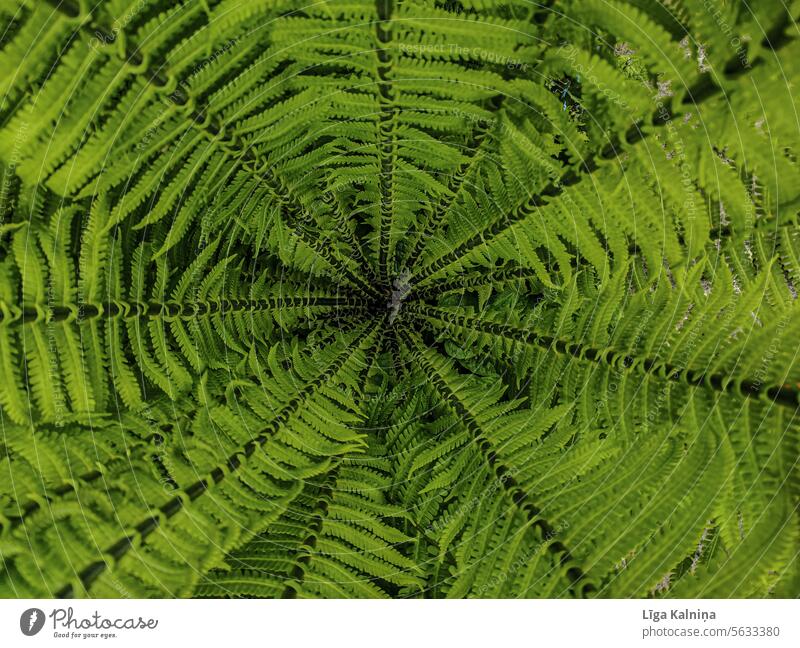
[386,272,412,324]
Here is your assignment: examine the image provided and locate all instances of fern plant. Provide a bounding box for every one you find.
[0,0,799,599]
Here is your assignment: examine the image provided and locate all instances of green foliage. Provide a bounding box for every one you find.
[0,0,798,598]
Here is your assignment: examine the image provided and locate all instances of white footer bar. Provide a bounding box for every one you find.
[1,599,797,647]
